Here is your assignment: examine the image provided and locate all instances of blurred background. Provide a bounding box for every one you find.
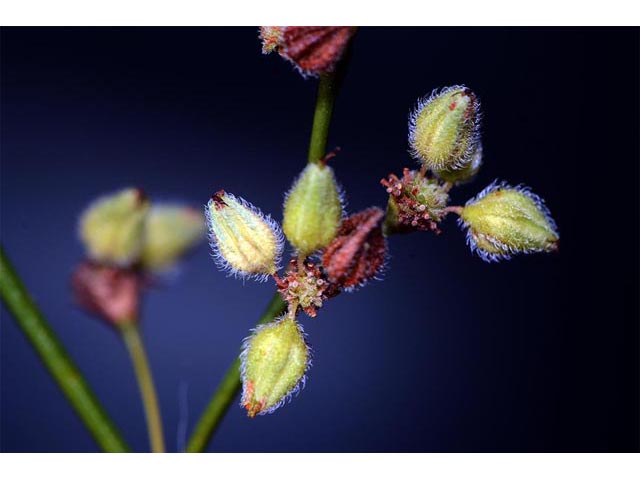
[1,27,638,452]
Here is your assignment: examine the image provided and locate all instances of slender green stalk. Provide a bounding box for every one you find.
[119,322,165,453]
[187,67,343,453]
[185,294,286,453]
[0,246,130,452]
[307,73,339,164]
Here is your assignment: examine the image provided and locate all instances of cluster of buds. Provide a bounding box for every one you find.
[73,187,206,325]
[383,85,559,261]
[206,152,387,416]
[259,26,356,77]
[205,33,560,419]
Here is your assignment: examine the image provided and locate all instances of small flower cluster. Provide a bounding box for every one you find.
[73,187,206,325]
[383,85,559,262]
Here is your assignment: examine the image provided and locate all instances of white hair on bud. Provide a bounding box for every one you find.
[459,179,559,263]
[205,192,284,282]
[408,84,482,171]
[239,315,313,416]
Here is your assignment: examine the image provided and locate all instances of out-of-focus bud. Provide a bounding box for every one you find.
[434,143,483,185]
[79,188,150,266]
[240,315,310,417]
[283,162,342,257]
[259,26,356,76]
[381,168,449,234]
[140,205,206,272]
[206,190,283,279]
[409,85,481,171]
[459,181,559,262]
[322,208,387,290]
[72,261,142,325]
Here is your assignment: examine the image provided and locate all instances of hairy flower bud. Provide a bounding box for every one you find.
[283,162,343,257]
[435,143,483,185]
[322,208,387,290]
[72,261,142,325]
[409,85,481,171]
[206,191,283,279]
[459,181,559,262]
[259,26,356,76]
[241,315,310,417]
[79,188,150,266]
[140,205,206,272]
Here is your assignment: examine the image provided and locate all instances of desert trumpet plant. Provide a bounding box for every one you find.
[0,29,562,454]
[204,83,559,420]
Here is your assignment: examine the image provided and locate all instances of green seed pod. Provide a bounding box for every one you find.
[140,205,206,272]
[282,162,342,257]
[409,85,481,171]
[79,188,150,266]
[240,315,310,417]
[459,181,559,262]
[435,143,483,185]
[206,190,283,280]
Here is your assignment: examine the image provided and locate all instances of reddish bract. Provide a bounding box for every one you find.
[322,208,386,290]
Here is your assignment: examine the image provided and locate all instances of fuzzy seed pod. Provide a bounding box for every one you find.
[409,85,481,171]
[259,26,356,76]
[459,181,559,262]
[322,208,387,290]
[435,143,483,185]
[240,315,311,417]
[283,162,343,257]
[79,188,150,266]
[206,191,283,280]
[140,205,206,272]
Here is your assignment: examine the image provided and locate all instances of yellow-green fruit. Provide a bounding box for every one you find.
[460,182,559,262]
[282,162,342,256]
[409,85,480,171]
[140,205,206,272]
[206,191,282,279]
[240,315,310,417]
[435,143,483,185]
[79,188,150,266]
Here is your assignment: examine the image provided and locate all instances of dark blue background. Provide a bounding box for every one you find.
[1,27,638,452]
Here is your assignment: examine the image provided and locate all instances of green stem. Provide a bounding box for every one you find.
[119,322,165,453]
[0,246,130,452]
[185,293,286,453]
[307,73,339,164]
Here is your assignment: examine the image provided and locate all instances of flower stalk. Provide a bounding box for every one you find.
[0,245,130,452]
[119,322,165,453]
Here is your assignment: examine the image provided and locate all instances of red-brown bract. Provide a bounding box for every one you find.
[322,207,386,290]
